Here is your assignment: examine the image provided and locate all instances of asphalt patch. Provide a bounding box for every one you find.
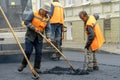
[42,66,89,75]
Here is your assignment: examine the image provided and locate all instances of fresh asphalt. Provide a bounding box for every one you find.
[0,50,120,80]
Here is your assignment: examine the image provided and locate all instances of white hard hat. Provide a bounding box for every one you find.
[41,3,51,12]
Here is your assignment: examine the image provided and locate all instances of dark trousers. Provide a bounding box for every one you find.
[22,38,43,69]
[51,24,62,40]
[51,24,62,58]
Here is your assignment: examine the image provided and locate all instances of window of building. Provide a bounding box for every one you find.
[104,19,111,30]
[66,0,74,7]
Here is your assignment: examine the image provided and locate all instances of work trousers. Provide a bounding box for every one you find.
[87,50,98,69]
[51,24,62,58]
[21,37,43,69]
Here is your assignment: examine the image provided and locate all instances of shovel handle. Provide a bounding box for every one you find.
[0,6,39,78]
[38,32,75,70]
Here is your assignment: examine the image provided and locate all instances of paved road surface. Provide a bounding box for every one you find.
[0,50,120,80]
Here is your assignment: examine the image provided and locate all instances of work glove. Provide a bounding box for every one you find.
[26,23,35,31]
[84,45,89,50]
[21,21,26,27]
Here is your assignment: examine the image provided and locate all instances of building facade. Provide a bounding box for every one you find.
[33,0,120,43]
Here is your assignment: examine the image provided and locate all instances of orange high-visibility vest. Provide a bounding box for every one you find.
[32,10,49,31]
[50,2,64,24]
[86,15,105,51]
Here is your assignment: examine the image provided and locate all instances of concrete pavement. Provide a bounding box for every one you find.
[62,40,120,54]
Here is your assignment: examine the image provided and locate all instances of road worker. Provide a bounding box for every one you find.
[18,3,51,73]
[49,0,64,60]
[79,11,105,72]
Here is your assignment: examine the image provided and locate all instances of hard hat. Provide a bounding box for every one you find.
[41,3,51,12]
[93,13,99,20]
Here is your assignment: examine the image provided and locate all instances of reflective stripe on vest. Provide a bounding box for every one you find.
[32,10,49,31]
[86,15,105,51]
[50,2,64,24]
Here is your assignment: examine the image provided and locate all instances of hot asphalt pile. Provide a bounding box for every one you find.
[42,66,89,75]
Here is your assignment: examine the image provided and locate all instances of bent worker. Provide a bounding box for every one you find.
[18,3,51,73]
[79,11,105,72]
[49,0,64,60]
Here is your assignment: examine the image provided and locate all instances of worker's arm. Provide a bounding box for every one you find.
[24,11,35,31]
[49,4,54,18]
[45,20,51,39]
[85,26,95,50]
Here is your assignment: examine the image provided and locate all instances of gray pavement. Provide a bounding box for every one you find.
[0,61,120,80]
[62,50,120,66]
[0,50,120,80]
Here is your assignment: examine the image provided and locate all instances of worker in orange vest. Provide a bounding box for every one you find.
[49,0,64,60]
[18,3,51,73]
[79,11,105,72]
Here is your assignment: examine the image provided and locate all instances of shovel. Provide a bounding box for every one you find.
[0,6,39,79]
[80,49,89,75]
[38,32,77,72]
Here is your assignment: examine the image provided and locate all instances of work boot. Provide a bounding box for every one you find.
[18,65,26,72]
[86,67,93,72]
[51,53,60,61]
[34,68,41,73]
[93,66,99,71]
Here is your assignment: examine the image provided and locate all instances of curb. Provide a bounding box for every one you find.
[62,47,119,55]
